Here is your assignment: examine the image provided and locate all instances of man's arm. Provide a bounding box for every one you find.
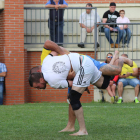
[102,18,113,31]
[119,73,131,78]
[0,72,6,77]
[131,68,138,77]
[44,40,69,55]
[80,23,86,28]
[68,80,73,87]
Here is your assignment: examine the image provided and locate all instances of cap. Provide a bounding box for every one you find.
[110,2,116,6]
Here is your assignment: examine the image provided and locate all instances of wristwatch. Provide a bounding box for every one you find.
[59,4,61,7]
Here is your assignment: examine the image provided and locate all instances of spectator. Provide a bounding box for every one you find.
[117,54,139,103]
[0,62,7,105]
[116,10,131,47]
[105,53,119,103]
[102,2,123,48]
[78,3,101,48]
[45,0,68,46]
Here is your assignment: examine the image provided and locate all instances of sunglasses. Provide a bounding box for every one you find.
[107,56,113,58]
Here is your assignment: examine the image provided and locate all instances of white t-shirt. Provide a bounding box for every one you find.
[41,54,71,89]
[79,10,101,27]
[116,16,130,28]
[68,53,80,74]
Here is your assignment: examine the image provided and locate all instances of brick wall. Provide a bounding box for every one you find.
[0,11,4,64]
[2,0,25,105]
[26,51,95,103]
[24,0,140,4]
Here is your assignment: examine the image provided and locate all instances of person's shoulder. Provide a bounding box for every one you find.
[132,61,138,68]
[0,63,6,66]
[125,16,129,20]
[115,11,120,16]
[115,11,119,14]
[104,10,110,14]
[81,11,86,16]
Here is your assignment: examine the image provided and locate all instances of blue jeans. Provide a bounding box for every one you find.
[104,26,123,44]
[122,28,131,44]
[49,20,64,45]
[0,81,4,105]
[118,78,139,87]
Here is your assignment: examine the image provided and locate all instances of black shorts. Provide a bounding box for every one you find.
[100,75,111,89]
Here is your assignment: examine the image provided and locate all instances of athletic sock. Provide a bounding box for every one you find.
[135,97,138,99]
[119,97,122,99]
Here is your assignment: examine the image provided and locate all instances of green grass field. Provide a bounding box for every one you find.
[0,102,140,140]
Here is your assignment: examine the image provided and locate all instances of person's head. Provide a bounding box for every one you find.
[28,72,46,89]
[86,3,92,14]
[29,66,41,75]
[109,2,116,13]
[106,53,113,63]
[119,10,125,18]
[121,54,128,58]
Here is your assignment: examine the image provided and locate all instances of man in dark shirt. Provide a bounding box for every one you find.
[45,0,68,47]
[102,2,123,48]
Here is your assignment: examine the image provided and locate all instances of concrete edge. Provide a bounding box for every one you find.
[94,85,135,89]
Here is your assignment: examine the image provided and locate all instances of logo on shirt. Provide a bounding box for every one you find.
[53,62,67,74]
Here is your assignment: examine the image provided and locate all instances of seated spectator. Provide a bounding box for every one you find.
[105,53,119,103]
[78,3,101,48]
[117,54,139,103]
[116,10,131,47]
[0,62,7,105]
[102,2,123,48]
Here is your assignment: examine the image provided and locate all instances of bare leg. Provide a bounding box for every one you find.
[100,58,123,76]
[69,86,88,136]
[135,84,139,97]
[118,82,123,97]
[119,56,133,67]
[109,50,119,65]
[111,84,116,96]
[59,104,76,132]
[69,107,88,136]
[106,86,114,97]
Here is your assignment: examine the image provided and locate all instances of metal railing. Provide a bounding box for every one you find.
[96,23,140,60]
[24,7,140,60]
[24,7,97,46]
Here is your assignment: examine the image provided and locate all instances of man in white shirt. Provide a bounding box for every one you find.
[78,3,101,48]
[29,45,133,136]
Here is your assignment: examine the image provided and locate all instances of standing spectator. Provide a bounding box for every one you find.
[45,0,68,46]
[116,10,131,47]
[102,2,123,48]
[117,54,139,103]
[0,63,7,105]
[78,3,101,48]
[105,53,119,103]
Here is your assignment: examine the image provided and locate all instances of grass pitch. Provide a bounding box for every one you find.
[0,102,140,140]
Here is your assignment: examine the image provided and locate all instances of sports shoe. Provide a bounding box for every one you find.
[117,99,123,104]
[115,96,118,102]
[134,99,139,103]
[111,96,115,103]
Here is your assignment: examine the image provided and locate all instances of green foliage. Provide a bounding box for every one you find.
[0,102,140,140]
